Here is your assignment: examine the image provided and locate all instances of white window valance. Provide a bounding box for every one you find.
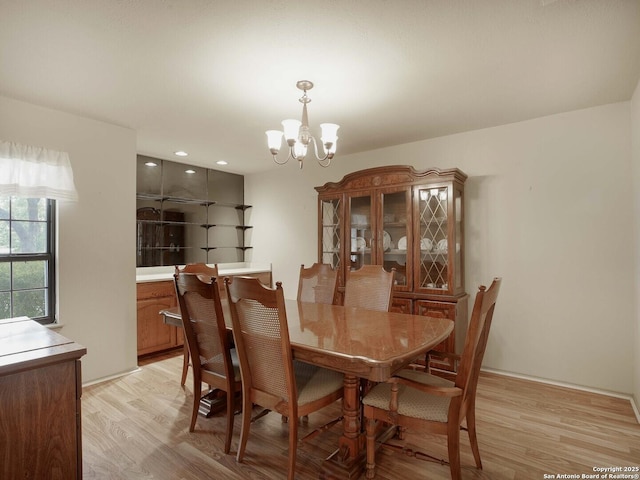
[0,140,78,201]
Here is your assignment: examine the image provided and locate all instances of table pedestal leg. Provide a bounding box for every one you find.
[320,374,366,479]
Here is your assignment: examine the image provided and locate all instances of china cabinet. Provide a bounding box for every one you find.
[136,156,251,266]
[316,165,468,354]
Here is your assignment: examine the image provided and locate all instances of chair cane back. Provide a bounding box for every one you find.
[297,263,338,305]
[343,265,395,312]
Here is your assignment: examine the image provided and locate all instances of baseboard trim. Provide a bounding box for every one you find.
[482,367,640,424]
[82,366,142,388]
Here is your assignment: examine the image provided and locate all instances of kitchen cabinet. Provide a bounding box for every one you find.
[0,317,86,479]
[136,280,182,356]
[316,165,468,355]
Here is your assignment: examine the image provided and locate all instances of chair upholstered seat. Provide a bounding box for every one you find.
[293,360,344,405]
[365,366,458,420]
[363,379,451,423]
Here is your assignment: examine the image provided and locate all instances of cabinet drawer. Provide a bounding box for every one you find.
[137,280,175,300]
[415,299,456,355]
[414,300,456,321]
[391,297,412,314]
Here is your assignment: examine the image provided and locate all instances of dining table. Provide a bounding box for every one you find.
[161,299,453,479]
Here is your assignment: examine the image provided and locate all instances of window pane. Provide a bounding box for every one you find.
[0,262,9,290]
[0,291,10,319]
[13,289,47,318]
[13,261,47,289]
[0,220,8,252]
[11,221,46,253]
[0,197,9,220]
[11,197,46,221]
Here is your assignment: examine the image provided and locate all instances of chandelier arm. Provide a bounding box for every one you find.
[308,136,331,162]
[318,156,332,167]
[272,153,290,165]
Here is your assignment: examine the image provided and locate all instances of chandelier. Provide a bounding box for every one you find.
[266,80,340,169]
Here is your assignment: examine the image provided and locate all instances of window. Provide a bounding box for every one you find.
[0,196,56,324]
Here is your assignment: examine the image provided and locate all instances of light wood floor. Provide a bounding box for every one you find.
[82,352,640,479]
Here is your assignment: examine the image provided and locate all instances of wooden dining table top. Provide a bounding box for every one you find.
[161,299,453,383]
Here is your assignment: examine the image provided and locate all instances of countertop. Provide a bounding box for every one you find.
[136,262,271,283]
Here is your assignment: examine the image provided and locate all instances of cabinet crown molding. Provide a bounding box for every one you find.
[314,165,467,193]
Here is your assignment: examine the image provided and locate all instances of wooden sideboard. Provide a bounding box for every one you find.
[0,317,86,480]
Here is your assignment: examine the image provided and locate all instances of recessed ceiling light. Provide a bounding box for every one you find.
[174,151,188,157]
[216,160,228,165]
[185,169,196,174]
[144,161,157,167]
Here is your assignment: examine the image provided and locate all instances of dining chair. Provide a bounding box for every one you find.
[174,263,220,385]
[362,277,502,480]
[343,264,395,312]
[174,272,241,454]
[224,276,344,480]
[297,262,338,305]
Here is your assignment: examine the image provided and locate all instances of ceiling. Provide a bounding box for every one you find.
[1,0,639,175]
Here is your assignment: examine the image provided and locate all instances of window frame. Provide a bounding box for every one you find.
[0,197,56,325]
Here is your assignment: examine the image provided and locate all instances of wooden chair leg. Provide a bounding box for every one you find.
[466,404,482,469]
[287,415,298,480]
[223,389,235,454]
[447,422,462,480]
[236,396,253,463]
[180,343,189,387]
[365,417,377,479]
[189,377,201,432]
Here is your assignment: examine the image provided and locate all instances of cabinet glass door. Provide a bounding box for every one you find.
[453,185,463,291]
[417,185,450,291]
[320,198,342,270]
[381,189,410,290]
[348,194,372,271]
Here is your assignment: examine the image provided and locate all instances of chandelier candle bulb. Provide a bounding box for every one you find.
[266,130,283,154]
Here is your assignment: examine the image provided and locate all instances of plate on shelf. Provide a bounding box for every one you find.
[420,238,433,251]
[383,231,391,251]
[355,236,366,251]
[437,239,448,252]
[397,236,407,250]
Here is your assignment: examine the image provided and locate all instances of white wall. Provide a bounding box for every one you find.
[632,78,640,409]
[246,101,635,394]
[0,95,138,383]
